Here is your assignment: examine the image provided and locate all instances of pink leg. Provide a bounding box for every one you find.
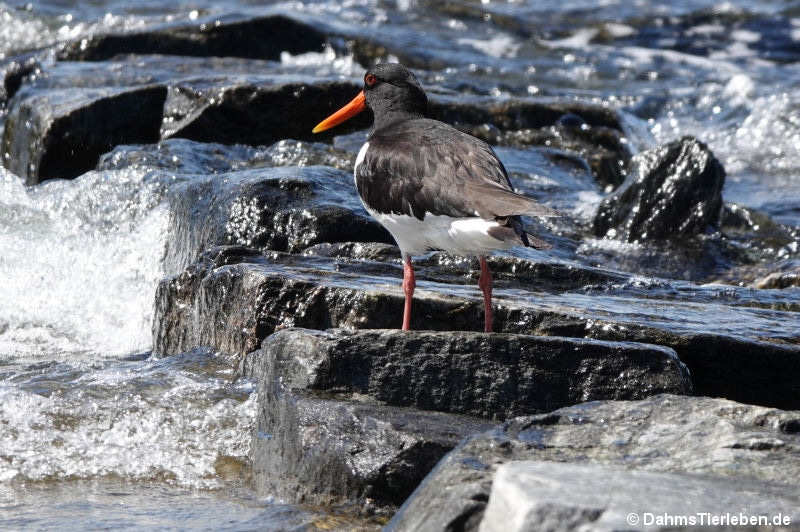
[479,256,493,333]
[402,255,415,331]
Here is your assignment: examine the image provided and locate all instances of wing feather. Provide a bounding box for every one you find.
[357,118,558,220]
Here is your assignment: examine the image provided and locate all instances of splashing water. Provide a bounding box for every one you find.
[0,166,165,359]
[0,167,258,489]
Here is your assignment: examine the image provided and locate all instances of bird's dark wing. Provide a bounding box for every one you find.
[357,119,558,220]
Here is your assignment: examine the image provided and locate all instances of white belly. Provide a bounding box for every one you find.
[354,142,513,257]
[367,209,514,257]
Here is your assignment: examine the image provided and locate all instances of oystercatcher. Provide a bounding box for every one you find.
[313,63,556,332]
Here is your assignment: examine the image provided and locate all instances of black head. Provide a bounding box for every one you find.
[312,63,427,135]
[363,63,427,128]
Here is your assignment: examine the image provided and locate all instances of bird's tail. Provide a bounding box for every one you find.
[495,216,552,250]
[521,231,552,250]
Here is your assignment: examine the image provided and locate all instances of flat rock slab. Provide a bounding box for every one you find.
[57,13,327,62]
[5,51,629,184]
[479,461,800,532]
[2,84,166,183]
[243,328,690,421]
[242,361,493,512]
[161,165,391,272]
[388,394,800,531]
[161,80,373,145]
[153,248,800,410]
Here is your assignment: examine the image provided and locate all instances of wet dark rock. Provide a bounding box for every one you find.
[0,52,42,107]
[161,165,392,272]
[152,246,481,357]
[4,49,629,185]
[754,269,800,290]
[153,249,800,410]
[388,394,800,531]
[2,84,166,184]
[297,244,627,292]
[469,123,630,188]
[57,14,327,62]
[241,327,687,511]
[247,379,492,512]
[583,326,800,411]
[593,136,725,242]
[242,328,690,421]
[720,203,799,256]
[418,253,628,292]
[555,113,586,128]
[240,328,497,510]
[577,235,749,282]
[302,241,402,261]
[162,80,373,145]
[429,96,623,132]
[99,138,355,174]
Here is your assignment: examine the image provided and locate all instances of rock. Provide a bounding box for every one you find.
[720,203,799,260]
[160,165,392,272]
[249,393,490,512]
[478,461,800,532]
[99,138,355,175]
[5,50,629,185]
[427,96,630,186]
[239,332,493,511]
[152,248,800,410]
[593,136,725,242]
[152,246,482,357]
[2,85,166,183]
[302,241,402,261]
[241,328,690,421]
[160,80,628,170]
[240,325,686,513]
[57,14,327,62]
[388,394,800,531]
[416,253,628,292]
[753,269,800,290]
[161,80,373,145]
[429,96,623,132]
[0,52,42,107]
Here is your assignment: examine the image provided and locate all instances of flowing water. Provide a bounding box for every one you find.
[1,0,799,529]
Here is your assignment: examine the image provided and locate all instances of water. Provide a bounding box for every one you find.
[1,0,799,528]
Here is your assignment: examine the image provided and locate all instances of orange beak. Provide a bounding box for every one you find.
[312,91,366,133]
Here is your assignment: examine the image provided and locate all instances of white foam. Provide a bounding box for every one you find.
[539,28,599,49]
[279,45,360,76]
[0,166,167,359]
[603,23,635,38]
[731,29,760,43]
[458,34,521,58]
[722,73,755,103]
[685,24,724,37]
[0,365,257,487]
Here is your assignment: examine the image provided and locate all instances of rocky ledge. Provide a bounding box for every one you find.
[238,328,690,511]
[388,394,800,531]
[153,246,800,410]
[1,53,628,186]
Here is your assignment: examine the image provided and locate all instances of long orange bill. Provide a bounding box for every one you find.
[312,91,366,133]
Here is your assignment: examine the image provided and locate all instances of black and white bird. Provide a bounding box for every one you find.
[313,63,557,332]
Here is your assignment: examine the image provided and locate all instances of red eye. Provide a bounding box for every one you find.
[364,73,377,87]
